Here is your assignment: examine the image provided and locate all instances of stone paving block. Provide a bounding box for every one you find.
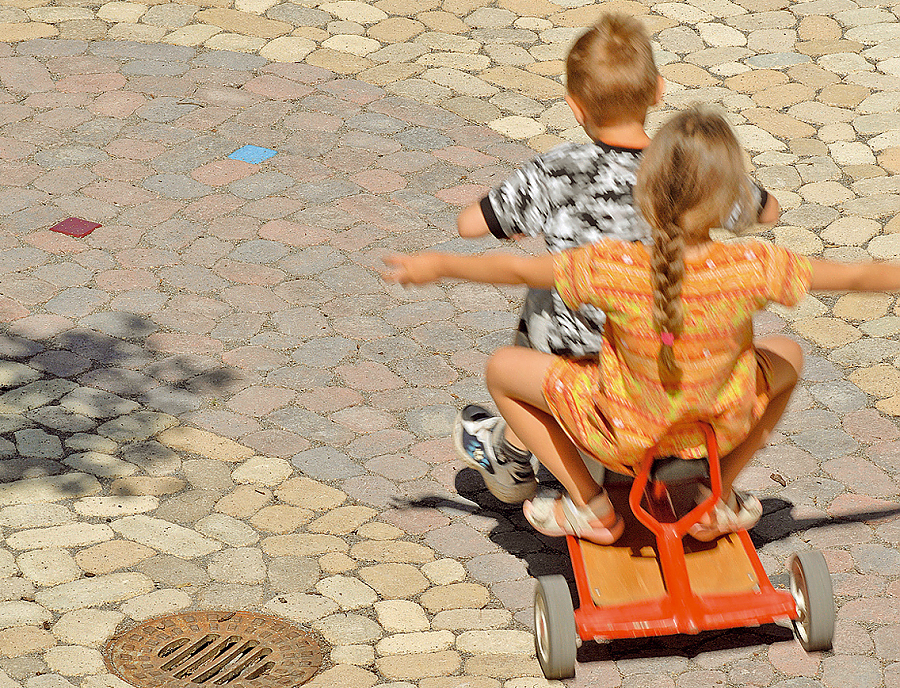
[74,539,155,576]
[0,624,56,658]
[27,405,96,434]
[214,484,272,519]
[154,489,219,524]
[377,650,462,681]
[317,575,378,610]
[377,630,456,657]
[267,555,320,592]
[206,546,266,584]
[157,425,254,462]
[0,550,16,580]
[51,609,125,649]
[422,558,467,585]
[0,473,102,507]
[7,523,114,552]
[195,580,265,608]
[119,588,193,621]
[420,583,490,613]
[307,504,377,534]
[97,410,178,442]
[108,476,185,498]
[229,455,292,486]
[16,547,81,587]
[358,562,430,599]
[62,452,138,479]
[0,362,41,390]
[262,533,349,557]
[110,515,222,557]
[34,571,156,613]
[425,523,500,559]
[315,613,384,648]
[263,591,339,625]
[13,428,64,459]
[374,599,430,633]
[0,380,78,414]
[195,512,259,546]
[0,600,52,630]
[303,665,378,688]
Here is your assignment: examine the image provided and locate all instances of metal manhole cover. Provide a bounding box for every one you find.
[103,611,324,688]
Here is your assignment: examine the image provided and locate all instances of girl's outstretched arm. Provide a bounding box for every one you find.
[383,251,556,288]
[809,258,900,292]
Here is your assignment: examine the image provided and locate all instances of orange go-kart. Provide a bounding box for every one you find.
[533,423,835,680]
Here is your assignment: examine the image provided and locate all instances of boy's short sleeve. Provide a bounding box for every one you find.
[758,243,812,307]
[484,156,553,240]
[722,178,768,232]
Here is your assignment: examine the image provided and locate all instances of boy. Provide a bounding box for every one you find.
[453,13,780,504]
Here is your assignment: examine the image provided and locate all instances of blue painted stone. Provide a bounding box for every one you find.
[228,144,277,164]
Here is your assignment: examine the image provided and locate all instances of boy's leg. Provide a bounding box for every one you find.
[452,297,543,504]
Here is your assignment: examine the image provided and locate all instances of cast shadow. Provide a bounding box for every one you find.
[393,465,900,664]
[0,319,248,496]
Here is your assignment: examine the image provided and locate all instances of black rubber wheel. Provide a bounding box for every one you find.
[534,575,577,679]
[789,550,835,652]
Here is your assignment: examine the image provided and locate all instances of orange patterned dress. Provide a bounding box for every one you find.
[543,239,812,474]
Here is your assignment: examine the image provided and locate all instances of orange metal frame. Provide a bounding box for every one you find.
[568,423,798,641]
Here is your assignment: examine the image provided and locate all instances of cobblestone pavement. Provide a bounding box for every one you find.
[0,0,899,687]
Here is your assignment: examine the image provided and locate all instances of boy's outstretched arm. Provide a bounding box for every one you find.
[457,202,491,238]
[383,251,555,288]
[809,258,900,292]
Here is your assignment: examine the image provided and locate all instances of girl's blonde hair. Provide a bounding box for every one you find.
[635,106,753,389]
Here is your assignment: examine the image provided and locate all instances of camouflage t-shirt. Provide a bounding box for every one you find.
[481,141,646,357]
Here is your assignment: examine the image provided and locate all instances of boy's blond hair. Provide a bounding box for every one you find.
[566,13,659,126]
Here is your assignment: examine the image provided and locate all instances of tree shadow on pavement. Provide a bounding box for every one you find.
[0,319,247,496]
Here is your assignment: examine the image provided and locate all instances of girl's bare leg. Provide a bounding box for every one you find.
[485,346,602,507]
[720,336,803,498]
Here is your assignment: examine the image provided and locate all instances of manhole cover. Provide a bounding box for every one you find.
[103,611,324,688]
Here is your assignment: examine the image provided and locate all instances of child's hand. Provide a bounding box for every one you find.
[382,253,442,285]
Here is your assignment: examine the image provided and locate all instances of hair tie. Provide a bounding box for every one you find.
[660,332,675,346]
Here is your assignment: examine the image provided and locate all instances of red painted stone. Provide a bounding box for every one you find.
[49,217,101,237]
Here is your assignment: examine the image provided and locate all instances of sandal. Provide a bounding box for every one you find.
[688,486,762,542]
[523,488,625,545]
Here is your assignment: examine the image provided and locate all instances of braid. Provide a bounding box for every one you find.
[652,221,685,389]
[637,105,749,392]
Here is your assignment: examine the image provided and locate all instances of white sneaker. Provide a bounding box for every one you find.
[453,404,538,504]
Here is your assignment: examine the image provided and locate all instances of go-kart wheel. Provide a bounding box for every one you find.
[534,575,576,680]
[789,550,835,652]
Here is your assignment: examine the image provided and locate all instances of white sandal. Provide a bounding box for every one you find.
[688,486,762,542]
[523,489,625,545]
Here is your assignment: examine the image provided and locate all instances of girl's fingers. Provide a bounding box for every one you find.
[381,254,409,284]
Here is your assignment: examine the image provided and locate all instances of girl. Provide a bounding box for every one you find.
[383,106,900,544]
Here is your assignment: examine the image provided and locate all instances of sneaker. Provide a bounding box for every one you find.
[453,404,538,504]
